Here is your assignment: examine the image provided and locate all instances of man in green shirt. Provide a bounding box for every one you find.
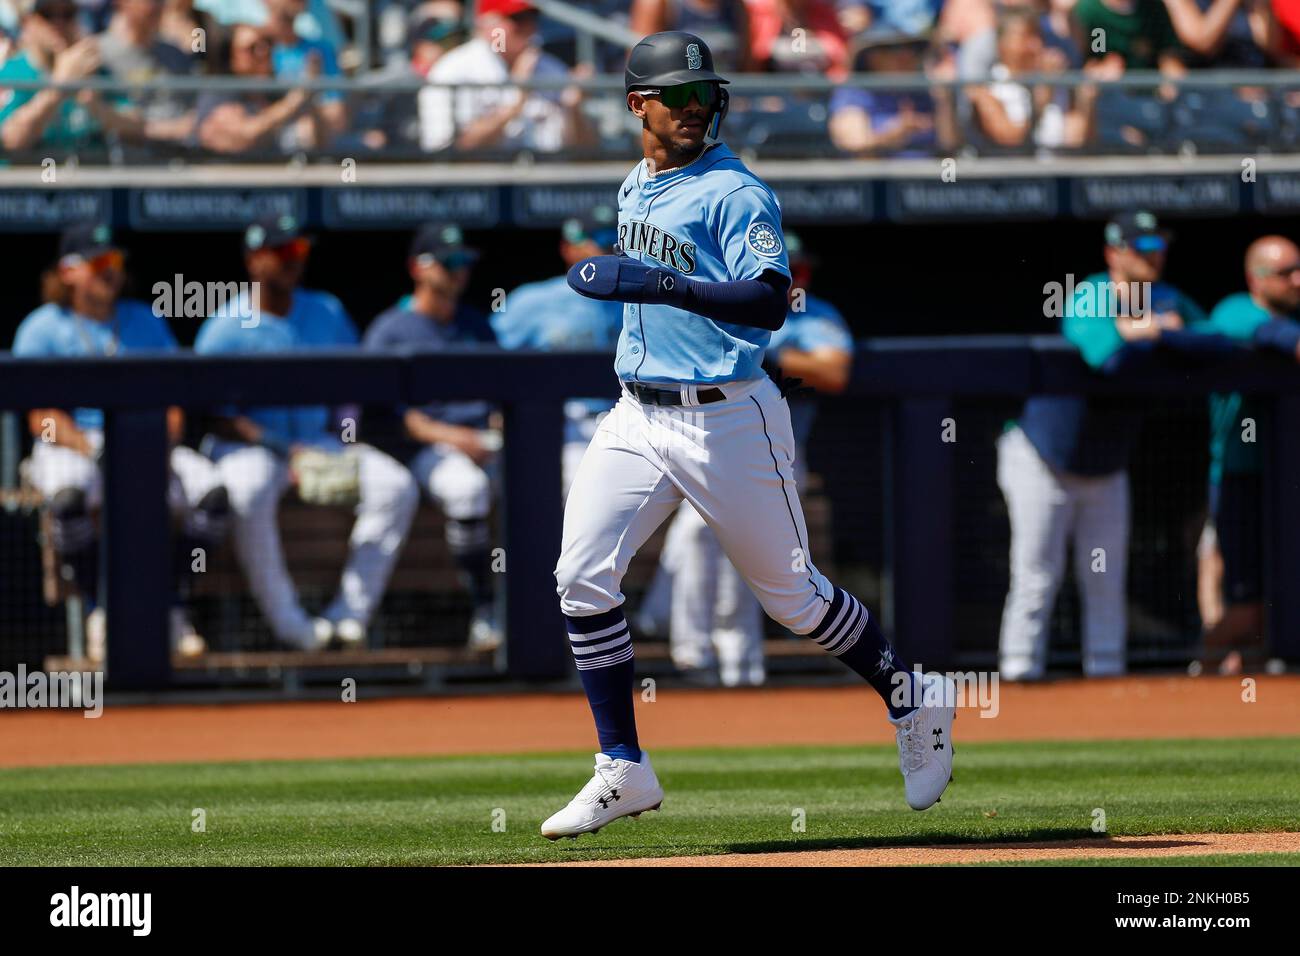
[1192,236,1300,675]
[0,0,141,155]
[1074,0,1185,71]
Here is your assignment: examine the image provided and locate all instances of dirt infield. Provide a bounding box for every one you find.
[528,831,1300,866]
[1,673,1296,768]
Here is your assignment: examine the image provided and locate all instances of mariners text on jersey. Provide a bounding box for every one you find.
[615,142,791,386]
[619,220,697,274]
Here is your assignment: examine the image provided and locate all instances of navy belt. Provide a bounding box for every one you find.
[625,382,726,406]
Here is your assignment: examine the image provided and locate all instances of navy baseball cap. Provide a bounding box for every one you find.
[409,223,479,269]
[1105,210,1170,252]
[562,205,618,251]
[58,221,117,261]
[244,213,307,252]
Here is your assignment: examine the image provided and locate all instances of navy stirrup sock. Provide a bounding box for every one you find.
[565,608,641,763]
[808,588,918,720]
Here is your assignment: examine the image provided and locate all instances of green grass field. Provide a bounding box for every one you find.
[0,737,1295,866]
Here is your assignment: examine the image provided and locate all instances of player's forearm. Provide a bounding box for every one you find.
[681,273,789,330]
[568,255,789,330]
[773,348,853,394]
[1251,317,1300,356]
[403,408,456,446]
[28,409,94,455]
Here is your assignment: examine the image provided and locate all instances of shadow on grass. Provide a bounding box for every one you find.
[546,827,1128,859]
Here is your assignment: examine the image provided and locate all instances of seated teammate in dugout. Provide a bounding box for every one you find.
[362,223,505,653]
[194,214,420,653]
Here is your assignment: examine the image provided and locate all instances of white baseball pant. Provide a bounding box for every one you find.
[28,433,223,518]
[409,442,492,520]
[996,425,1129,680]
[556,376,834,636]
[207,440,418,644]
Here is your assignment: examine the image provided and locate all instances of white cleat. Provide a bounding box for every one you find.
[889,672,957,811]
[541,752,665,840]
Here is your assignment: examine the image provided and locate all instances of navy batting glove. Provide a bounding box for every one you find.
[567,255,689,306]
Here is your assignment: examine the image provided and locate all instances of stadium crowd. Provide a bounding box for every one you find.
[7,212,1297,684]
[2,0,1299,160]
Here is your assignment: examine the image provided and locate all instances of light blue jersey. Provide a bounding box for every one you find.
[12,300,178,432]
[767,294,853,355]
[194,289,356,448]
[615,142,790,386]
[766,294,854,445]
[494,274,624,438]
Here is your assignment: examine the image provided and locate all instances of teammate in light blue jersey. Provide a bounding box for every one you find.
[12,222,227,661]
[493,207,624,494]
[195,214,418,653]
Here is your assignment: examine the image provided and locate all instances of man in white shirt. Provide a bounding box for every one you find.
[418,0,595,154]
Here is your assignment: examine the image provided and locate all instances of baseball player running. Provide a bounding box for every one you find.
[541,31,956,840]
[639,232,855,688]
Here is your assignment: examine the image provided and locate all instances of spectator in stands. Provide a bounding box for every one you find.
[262,0,345,144]
[408,1,466,77]
[491,207,624,496]
[1163,0,1274,66]
[159,0,217,57]
[353,2,465,152]
[1073,0,1186,73]
[361,223,503,652]
[639,232,854,686]
[98,0,198,144]
[745,0,850,77]
[829,31,958,156]
[0,0,144,152]
[11,221,228,663]
[631,0,754,71]
[194,21,319,154]
[1273,0,1300,62]
[1190,236,1300,674]
[967,9,1098,151]
[195,215,419,651]
[837,0,944,36]
[997,211,1206,681]
[946,0,1081,80]
[419,0,596,154]
[194,0,344,49]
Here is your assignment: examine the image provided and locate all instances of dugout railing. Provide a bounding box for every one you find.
[2,337,1299,690]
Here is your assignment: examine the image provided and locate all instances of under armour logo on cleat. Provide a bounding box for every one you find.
[597,788,621,809]
[932,729,945,751]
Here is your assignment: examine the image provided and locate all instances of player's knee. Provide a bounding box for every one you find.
[184,486,231,543]
[48,487,95,554]
[553,559,618,617]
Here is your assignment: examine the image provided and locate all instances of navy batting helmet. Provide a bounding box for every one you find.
[625,31,730,140]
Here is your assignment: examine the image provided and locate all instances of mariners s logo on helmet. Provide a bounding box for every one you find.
[746,222,783,258]
[686,43,701,70]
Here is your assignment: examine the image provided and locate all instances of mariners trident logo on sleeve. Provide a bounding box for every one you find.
[747,222,783,258]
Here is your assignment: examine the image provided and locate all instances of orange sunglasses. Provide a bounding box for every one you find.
[267,237,312,263]
[62,249,125,275]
